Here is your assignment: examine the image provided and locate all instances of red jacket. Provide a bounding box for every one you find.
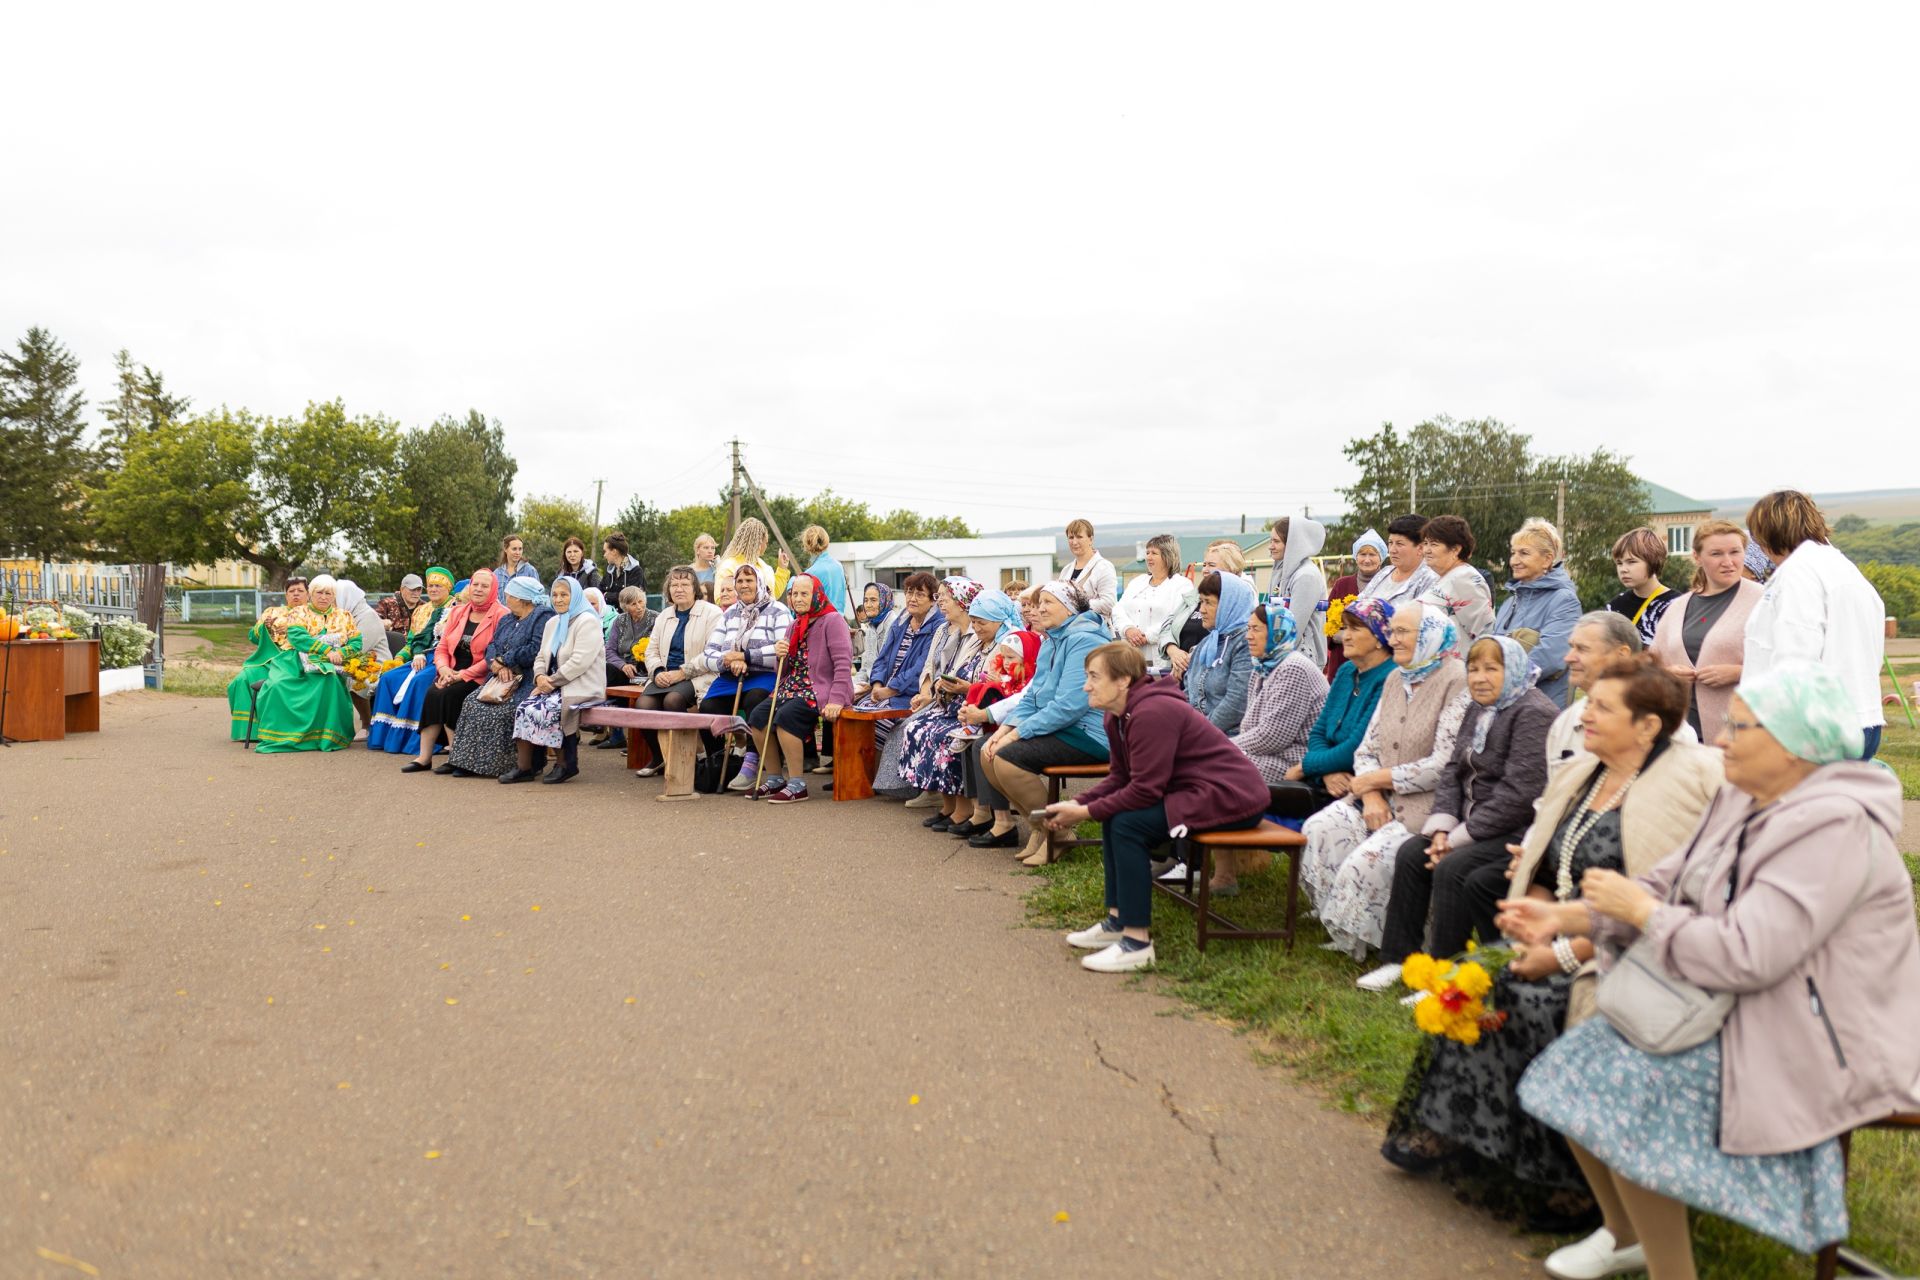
[435,581,509,684]
[1079,677,1269,834]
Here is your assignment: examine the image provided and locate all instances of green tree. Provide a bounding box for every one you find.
[0,326,94,557]
[515,493,594,576]
[1331,416,1650,606]
[364,410,518,584]
[1834,521,1920,568]
[93,400,401,586]
[1860,561,1920,634]
[100,347,191,467]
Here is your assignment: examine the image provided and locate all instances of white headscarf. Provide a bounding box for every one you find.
[333,580,391,661]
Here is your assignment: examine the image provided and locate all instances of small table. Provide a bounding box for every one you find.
[577,701,745,801]
[0,639,101,743]
[831,706,910,801]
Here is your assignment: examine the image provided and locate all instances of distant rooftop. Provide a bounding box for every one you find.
[1642,482,1710,515]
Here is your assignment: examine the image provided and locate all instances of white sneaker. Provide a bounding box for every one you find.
[1399,990,1431,1007]
[902,791,942,809]
[1544,1228,1646,1280]
[726,769,755,792]
[1082,941,1155,973]
[1066,919,1126,949]
[635,764,662,777]
[1155,861,1190,883]
[1356,963,1403,992]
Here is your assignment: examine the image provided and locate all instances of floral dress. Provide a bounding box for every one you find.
[1380,807,1623,1218]
[895,647,987,794]
[1302,691,1469,958]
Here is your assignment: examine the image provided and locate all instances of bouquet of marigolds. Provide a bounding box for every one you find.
[1324,594,1356,638]
[1400,941,1511,1045]
[340,651,395,694]
[630,637,649,662]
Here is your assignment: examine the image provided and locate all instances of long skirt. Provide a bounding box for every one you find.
[1519,1019,1849,1253]
[251,664,356,754]
[1299,799,1409,957]
[367,664,432,755]
[226,634,287,741]
[448,696,518,777]
[513,691,567,749]
[896,705,968,794]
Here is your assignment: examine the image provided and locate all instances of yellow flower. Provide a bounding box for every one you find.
[1413,995,1449,1035]
[1453,961,1493,1000]
[1399,953,1439,992]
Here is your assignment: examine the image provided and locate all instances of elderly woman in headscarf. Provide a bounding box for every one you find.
[852,581,902,693]
[503,575,606,784]
[1323,530,1384,681]
[584,586,617,635]
[1505,662,1920,1280]
[1228,605,1330,788]
[1379,653,1722,1233]
[250,574,362,753]
[894,581,1019,828]
[1184,571,1257,735]
[403,569,508,773]
[696,562,795,779]
[369,567,456,755]
[741,573,853,804]
[594,584,655,752]
[1297,601,1468,964]
[879,576,987,805]
[446,574,553,779]
[333,579,392,736]
[227,575,308,741]
[951,620,1044,848]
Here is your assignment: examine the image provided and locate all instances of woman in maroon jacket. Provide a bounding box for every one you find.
[745,574,853,804]
[1043,642,1270,972]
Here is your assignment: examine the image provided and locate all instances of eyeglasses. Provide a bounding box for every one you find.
[1387,626,1419,640]
[1722,718,1764,739]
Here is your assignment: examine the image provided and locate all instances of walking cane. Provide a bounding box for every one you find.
[753,648,789,782]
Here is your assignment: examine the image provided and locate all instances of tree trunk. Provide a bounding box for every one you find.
[135,563,167,663]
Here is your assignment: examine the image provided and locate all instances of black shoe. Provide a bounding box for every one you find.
[401,761,432,774]
[968,827,1020,848]
[499,768,537,784]
[947,819,980,839]
[922,813,948,829]
[433,762,457,775]
[594,737,625,750]
[541,765,580,784]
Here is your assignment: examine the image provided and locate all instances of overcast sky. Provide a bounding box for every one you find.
[6,3,1916,535]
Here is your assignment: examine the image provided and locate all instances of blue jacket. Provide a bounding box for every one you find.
[1005,610,1112,755]
[1494,565,1584,707]
[865,610,941,709]
[1184,628,1252,734]
[1300,657,1392,780]
[487,604,554,705]
[807,553,852,615]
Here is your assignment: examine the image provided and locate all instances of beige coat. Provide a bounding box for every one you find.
[533,614,609,735]
[1649,579,1762,744]
[1356,659,1467,832]
[1509,739,1724,1023]
[645,600,725,697]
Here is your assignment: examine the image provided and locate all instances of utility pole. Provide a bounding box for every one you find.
[589,479,605,551]
[1410,471,1418,512]
[728,439,743,543]
[1556,478,1566,532]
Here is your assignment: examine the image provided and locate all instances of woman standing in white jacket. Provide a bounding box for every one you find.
[630,565,725,775]
[1742,490,1887,757]
[507,576,609,784]
[1054,517,1117,619]
[1112,533,1199,663]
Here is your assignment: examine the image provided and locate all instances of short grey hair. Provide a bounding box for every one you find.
[618,585,645,607]
[1574,609,1640,653]
[1144,533,1182,576]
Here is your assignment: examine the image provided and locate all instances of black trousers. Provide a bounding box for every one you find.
[1379,830,1521,964]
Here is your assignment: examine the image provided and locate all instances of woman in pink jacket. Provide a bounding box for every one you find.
[1501,661,1920,1279]
[403,568,508,772]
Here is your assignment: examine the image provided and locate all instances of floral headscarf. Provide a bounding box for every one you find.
[1737,660,1864,764]
[1251,604,1301,675]
[942,576,983,610]
[1343,596,1394,650]
[864,582,896,631]
[1194,572,1256,670]
[1743,539,1774,584]
[1399,607,1459,685]
[1469,634,1541,753]
[967,589,1022,640]
[787,573,839,656]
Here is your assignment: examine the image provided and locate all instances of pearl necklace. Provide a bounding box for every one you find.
[1555,764,1640,900]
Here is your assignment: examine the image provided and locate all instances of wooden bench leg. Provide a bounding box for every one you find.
[832,719,879,801]
[1193,839,1212,953]
[655,729,700,802]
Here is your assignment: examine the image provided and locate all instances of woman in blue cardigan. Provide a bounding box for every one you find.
[981,580,1114,866]
[1270,595,1395,820]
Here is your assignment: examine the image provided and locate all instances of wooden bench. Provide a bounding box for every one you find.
[1814,1112,1920,1278]
[577,702,746,801]
[1154,820,1307,952]
[600,684,656,772]
[832,706,910,801]
[1042,763,1109,859]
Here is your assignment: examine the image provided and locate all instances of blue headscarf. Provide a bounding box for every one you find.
[503,574,548,606]
[548,575,592,654]
[1469,634,1541,753]
[865,582,896,631]
[452,577,472,599]
[967,589,1022,640]
[1251,603,1300,675]
[1400,605,1459,685]
[1194,572,1256,670]
[1351,528,1388,561]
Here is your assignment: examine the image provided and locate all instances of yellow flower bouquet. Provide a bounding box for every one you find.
[630,637,649,662]
[1324,594,1356,638]
[1401,942,1507,1045]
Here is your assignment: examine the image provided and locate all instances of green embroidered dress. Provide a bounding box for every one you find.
[251,605,362,753]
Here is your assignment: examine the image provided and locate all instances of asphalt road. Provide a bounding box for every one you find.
[2,693,1540,1279]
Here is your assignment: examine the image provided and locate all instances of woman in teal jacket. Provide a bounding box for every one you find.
[981,580,1113,866]
[1271,595,1396,820]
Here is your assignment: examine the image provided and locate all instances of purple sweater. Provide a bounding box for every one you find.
[795,615,855,708]
[1079,678,1269,833]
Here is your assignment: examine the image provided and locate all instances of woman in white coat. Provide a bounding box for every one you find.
[631,565,726,775]
[1111,533,1199,663]
[507,575,608,784]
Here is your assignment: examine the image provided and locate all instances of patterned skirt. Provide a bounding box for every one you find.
[448,697,518,777]
[512,691,566,749]
[896,705,968,794]
[1299,800,1408,958]
[1518,1018,1848,1252]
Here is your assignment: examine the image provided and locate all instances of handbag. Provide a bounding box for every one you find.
[1594,814,1752,1055]
[475,670,521,704]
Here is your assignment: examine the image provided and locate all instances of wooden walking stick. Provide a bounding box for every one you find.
[752,647,789,781]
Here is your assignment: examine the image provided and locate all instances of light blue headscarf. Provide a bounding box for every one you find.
[1469,634,1542,753]
[1352,528,1388,561]
[1194,573,1257,670]
[1251,603,1300,675]
[967,589,1022,640]
[547,575,592,654]
[503,574,548,606]
[1737,660,1864,764]
[1399,605,1459,685]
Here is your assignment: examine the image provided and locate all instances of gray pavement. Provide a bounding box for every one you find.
[2,693,1541,1278]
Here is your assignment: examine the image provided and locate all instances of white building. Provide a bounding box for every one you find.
[829,537,1057,598]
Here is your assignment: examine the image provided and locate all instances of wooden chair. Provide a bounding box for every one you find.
[1042,763,1109,859]
[1813,1112,1920,1278]
[831,706,910,801]
[1154,820,1307,952]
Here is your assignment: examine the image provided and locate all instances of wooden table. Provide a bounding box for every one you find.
[0,640,101,743]
[831,706,910,801]
[577,699,746,801]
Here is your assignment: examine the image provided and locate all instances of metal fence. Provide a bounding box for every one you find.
[1,561,167,687]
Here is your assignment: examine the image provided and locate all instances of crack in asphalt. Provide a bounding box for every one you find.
[1091,1038,1139,1084]
[1159,1082,1225,1171]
